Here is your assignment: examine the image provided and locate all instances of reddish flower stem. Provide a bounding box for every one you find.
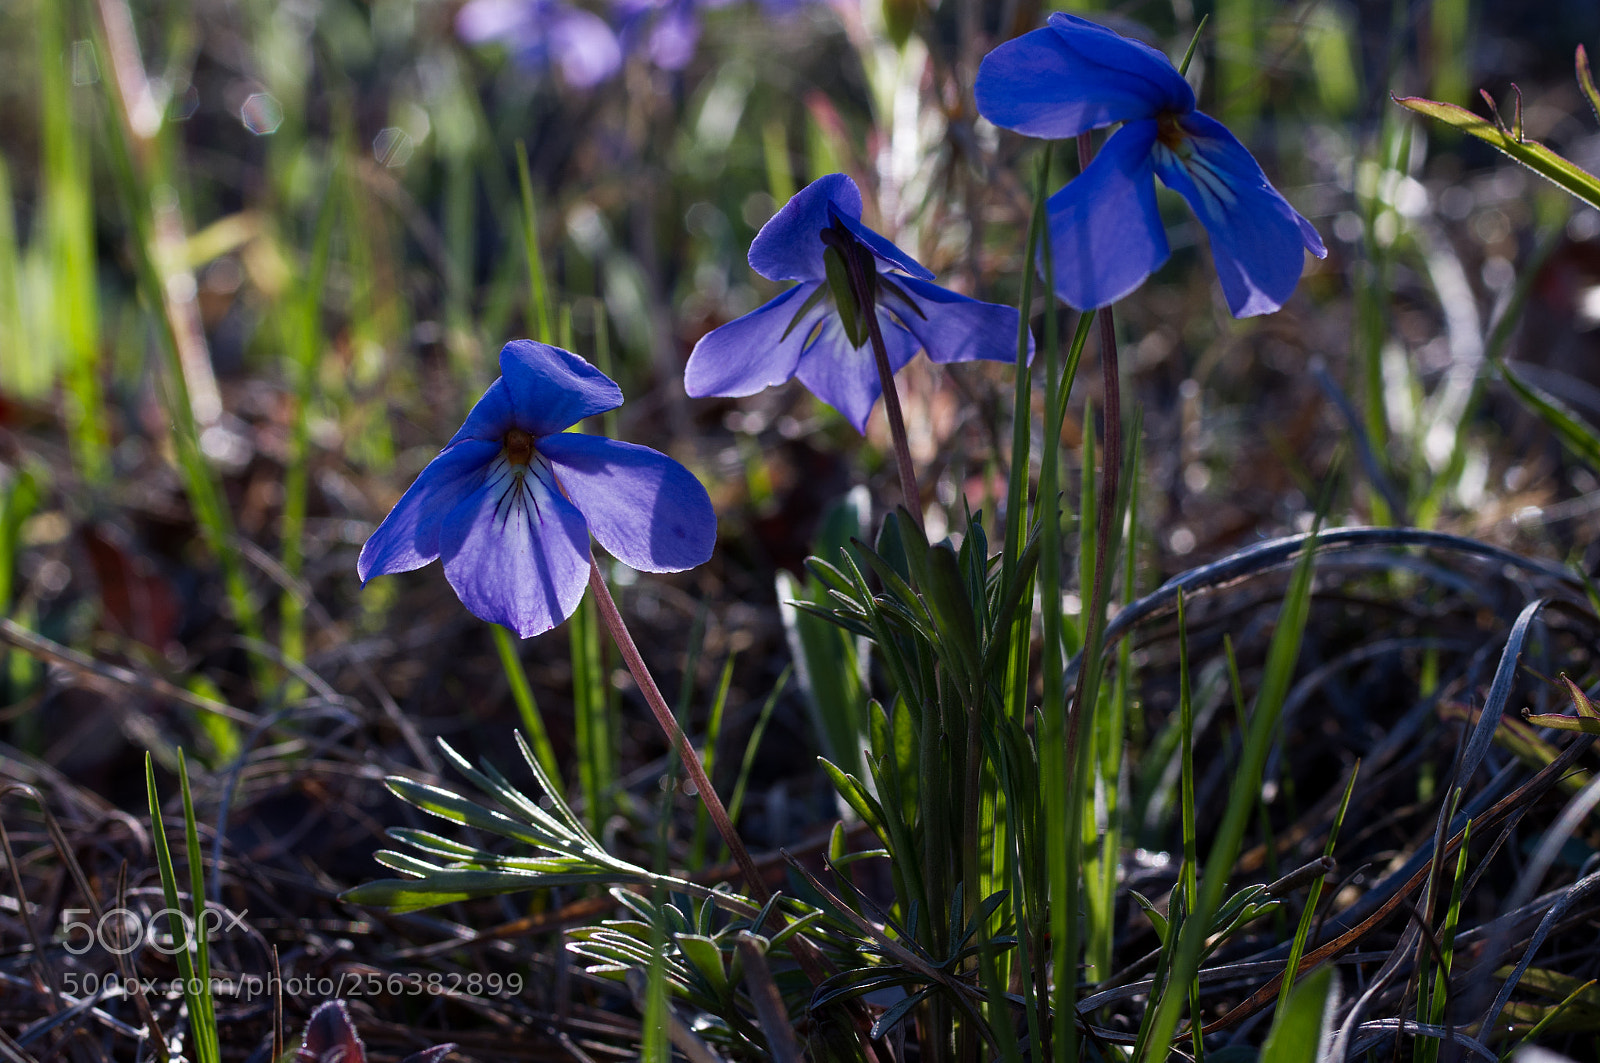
[586,558,844,998]
[585,557,769,903]
[865,311,926,532]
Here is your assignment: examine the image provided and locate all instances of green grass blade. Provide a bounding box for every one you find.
[1276,762,1359,1025]
[1495,358,1600,471]
[176,751,220,1062]
[1035,176,1069,1063]
[1259,966,1337,1063]
[690,652,735,867]
[492,625,562,785]
[1419,817,1471,1061]
[146,753,220,1063]
[516,140,554,344]
[1215,0,1260,134]
[1176,589,1202,1062]
[728,667,789,827]
[1138,528,1321,1061]
[41,0,109,485]
[278,160,341,695]
[761,120,795,208]
[1396,93,1600,211]
[570,589,613,831]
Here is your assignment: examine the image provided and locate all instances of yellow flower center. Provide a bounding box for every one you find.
[1156,112,1188,152]
[504,428,535,466]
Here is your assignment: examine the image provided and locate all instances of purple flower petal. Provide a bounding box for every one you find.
[446,378,516,446]
[748,173,862,282]
[794,312,919,433]
[541,433,716,572]
[456,0,528,44]
[497,340,624,436]
[684,282,822,398]
[829,207,935,281]
[645,1,699,70]
[888,276,1032,366]
[976,13,1193,140]
[439,457,592,638]
[550,7,623,88]
[1152,111,1327,317]
[357,439,500,581]
[1044,119,1169,310]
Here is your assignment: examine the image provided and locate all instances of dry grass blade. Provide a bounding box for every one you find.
[1201,734,1597,1035]
[0,618,256,726]
[735,932,803,1063]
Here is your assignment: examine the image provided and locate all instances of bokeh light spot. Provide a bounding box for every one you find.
[373,127,414,168]
[240,93,283,135]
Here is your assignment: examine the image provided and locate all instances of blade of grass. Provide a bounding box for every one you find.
[177,751,219,1056]
[1259,966,1337,1062]
[90,7,267,684]
[727,667,789,827]
[690,652,736,867]
[1137,524,1322,1061]
[1034,163,1068,1063]
[516,139,554,345]
[278,159,341,697]
[492,625,562,785]
[146,752,220,1063]
[1177,589,1203,1063]
[1396,92,1600,211]
[1417,817,1471,1063]
[1275,762,1358,1022]
[0,156,24,398]
[42,0,110,484]
[571,585,613,831]
[1495,357,1600,471]
[1003,146,1048,752]
[1085,422,1141,983]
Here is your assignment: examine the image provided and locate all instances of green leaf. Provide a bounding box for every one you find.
[1525,673,1600,734]
[674,933,729,996]
[343,868,642,912]
[1129,889,1169,942]
[1394,93,1600,210]
[1578,45,1600,127]
[1496,358,1600,471]
[818,757,892,849]
[1260,966,1337,1061]
[823,246,868,347]
[923,540,983,685]
[872,987,935,1039]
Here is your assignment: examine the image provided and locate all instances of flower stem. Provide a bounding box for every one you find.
[1066,132,1125,753]
[585,557,771,904]
[586,558,846,1002]
[1057,133,1126,1063]
[824,220,925,529]
[865,310,926,531]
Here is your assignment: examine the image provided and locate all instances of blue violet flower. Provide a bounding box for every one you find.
[975,13,1327,317]
[359,341,716,638]
[685,173,1028,433]
[456,0,622,88]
